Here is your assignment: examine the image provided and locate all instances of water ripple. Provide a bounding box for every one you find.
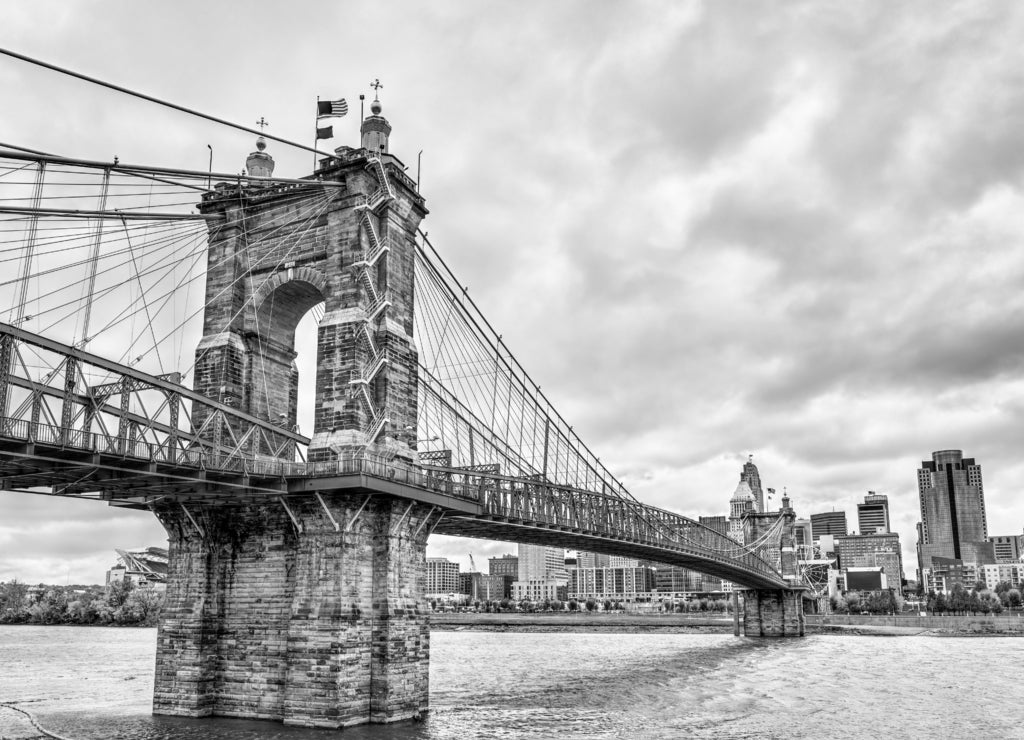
[2,627,1023,739]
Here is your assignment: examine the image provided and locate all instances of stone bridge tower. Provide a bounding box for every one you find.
[153,101,438,729]
[192,96,426,460]
[741,496,806,636]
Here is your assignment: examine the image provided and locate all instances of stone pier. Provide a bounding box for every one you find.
[741,589,805,637]
[152,494,433,727]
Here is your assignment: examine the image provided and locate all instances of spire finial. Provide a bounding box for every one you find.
[370,79,383,115]
[254,117,269,151]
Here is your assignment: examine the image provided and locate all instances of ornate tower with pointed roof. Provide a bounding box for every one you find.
[741,455,765,513]
[728,477,755,543]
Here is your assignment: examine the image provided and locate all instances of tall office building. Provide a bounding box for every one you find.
[857,492,891,534]
[513,544,568,601]
[517,544,567,581]
[917,450,993,566]
[810,511,848,540]
[426,558,460,596]
[741,455,765,513]
[792,519,813,558]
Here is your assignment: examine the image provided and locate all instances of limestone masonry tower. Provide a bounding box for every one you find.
[153,97,434,729]
[193,94,426,461]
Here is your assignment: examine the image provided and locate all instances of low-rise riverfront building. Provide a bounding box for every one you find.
[511,579,568,602]
[568,566,656,603]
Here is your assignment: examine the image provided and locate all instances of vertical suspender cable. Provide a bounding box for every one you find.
[78,166,111,346]
[14,161,46,324]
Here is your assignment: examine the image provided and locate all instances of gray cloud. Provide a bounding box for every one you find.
[2,0,1023,584]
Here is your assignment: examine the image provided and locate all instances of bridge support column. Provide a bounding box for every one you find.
[740,589,805,637]
[152,495,433,728]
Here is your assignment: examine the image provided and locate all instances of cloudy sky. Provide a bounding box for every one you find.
[3,0,1024,584]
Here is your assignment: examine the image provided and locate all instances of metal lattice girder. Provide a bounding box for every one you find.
[0,321,308,462]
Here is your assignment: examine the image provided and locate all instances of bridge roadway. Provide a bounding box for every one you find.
[0,414,787,590]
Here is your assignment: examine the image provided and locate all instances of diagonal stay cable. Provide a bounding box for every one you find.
[118,214,165,372]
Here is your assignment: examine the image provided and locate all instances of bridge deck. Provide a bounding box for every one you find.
[0,415,787,589]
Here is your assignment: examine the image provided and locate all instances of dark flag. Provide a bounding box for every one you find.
[317,99,349,118]
[316,125,333,140]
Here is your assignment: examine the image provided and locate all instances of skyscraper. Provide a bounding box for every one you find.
[857,492,891,534]
[741,455,765,513]
[917,450,992,567]
[810,511,848,540]
[513,544,568,602]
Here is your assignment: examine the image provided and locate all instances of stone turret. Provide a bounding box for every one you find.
[360,96,392,154]
[245,136,275,178]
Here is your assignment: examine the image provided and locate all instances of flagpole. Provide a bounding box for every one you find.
[313,96,319,173]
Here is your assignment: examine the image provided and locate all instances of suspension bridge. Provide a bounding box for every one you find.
[0,52,804,729]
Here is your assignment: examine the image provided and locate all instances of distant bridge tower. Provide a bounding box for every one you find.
[740,494,806,636]
[153,100,436,728]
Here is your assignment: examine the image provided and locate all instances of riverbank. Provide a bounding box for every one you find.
[806,613,1024,636]
[429,612,734,633]
[429,611,1024,636]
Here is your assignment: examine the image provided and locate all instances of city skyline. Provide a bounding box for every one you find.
[3,2,1024,583]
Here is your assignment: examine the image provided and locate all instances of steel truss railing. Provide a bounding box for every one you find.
[0,405,784,585]
[422,466,784,581]
[0,321,308,466]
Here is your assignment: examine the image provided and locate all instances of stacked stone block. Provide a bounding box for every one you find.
[153,495,432,727]
[741,589,805,637]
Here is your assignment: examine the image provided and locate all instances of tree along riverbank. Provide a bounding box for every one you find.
[0,580,161,626]
[429,612,735,633]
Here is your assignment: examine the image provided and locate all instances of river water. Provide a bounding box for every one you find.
[0,626,1021,739]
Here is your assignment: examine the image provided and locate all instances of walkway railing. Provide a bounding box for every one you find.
[0,413,784,586]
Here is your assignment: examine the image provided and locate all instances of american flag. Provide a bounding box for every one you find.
[317,98,348,118]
